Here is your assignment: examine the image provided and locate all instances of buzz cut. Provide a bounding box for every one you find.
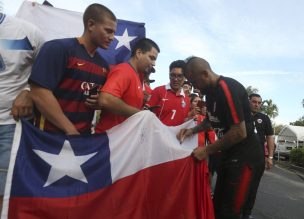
[83,3,116,28]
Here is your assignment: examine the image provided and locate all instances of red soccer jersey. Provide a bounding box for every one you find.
[144,83,153,95]
[95,63,144,133]
[195,115,217,147]
[146,84,190,126]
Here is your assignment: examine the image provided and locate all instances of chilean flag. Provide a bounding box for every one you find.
[16,1,145,65]
[1,111,214,219]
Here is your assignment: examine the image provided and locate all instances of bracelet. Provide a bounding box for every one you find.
[268,156,273,159]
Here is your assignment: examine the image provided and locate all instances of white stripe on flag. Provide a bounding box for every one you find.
[107,111,197,182]
[1,121,22,219]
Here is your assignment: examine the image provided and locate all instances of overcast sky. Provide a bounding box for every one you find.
[3,0,304,126]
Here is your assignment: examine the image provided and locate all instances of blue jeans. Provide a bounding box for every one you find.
[0,124,15,195]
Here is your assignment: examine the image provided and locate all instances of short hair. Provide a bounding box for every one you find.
[83,4,116,28]
[184,56,212,76]
[189,93,199,103]
[249,93,261,99]
[131,38,160,57]
[169,60,185,72]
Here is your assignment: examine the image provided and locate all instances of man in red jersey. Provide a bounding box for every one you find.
[95,38,160,133]
[145,60,191,126]
[143,67,155,104]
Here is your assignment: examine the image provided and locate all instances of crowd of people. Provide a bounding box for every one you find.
[0,3,275,219]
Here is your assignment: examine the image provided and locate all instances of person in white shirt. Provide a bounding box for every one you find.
[0,13,44,213]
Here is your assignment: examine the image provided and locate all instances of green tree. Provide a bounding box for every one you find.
[246,86,259,96]
[290,116,304,126]
[261,99,279,120]
[274,124,284,135]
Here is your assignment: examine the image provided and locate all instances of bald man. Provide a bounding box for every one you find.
[177,57,264,219]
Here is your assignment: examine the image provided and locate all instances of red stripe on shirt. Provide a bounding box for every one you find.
[58,100,90,113]
[58,78,82,91]
[35,115,90,133]
[67,57,108,76]
[219,80,240,124]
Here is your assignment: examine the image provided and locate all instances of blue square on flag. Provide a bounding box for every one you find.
[99,19,146,65]
[10,120,112,198]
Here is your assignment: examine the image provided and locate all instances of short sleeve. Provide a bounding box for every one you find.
[219,80,244,126]
[29,40,67,91]
[146,87,161,107]
[101,65,131,98]
[264,114,274,136]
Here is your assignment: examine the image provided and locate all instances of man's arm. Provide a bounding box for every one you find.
[176,118,212,142]
[98,92,140,117]
[10,90,33,121]
[30,83,79,135]
[266,135,274,169]
[192,121,247,161]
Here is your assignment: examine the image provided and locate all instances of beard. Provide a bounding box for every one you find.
[199,83,213,95]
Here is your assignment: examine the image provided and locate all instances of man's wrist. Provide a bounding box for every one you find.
[268,156,273,159]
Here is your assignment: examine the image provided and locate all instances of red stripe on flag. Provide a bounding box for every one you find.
[219,80,240,124]
[8,157,214,219]
[234,165,252,214]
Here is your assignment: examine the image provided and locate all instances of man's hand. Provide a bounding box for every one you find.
[187,107,201,118]
[177,128,193,143]
[85,94,100,109]
[10,90,33,121]
[65,128,80,135]
[265,157,273,170]
[192,147,209,161]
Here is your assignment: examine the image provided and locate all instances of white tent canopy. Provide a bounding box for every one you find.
[278,125,304,146]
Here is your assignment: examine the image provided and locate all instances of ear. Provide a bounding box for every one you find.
[135,49,142,59]
[202,70,209,79]
[87,19,96,31]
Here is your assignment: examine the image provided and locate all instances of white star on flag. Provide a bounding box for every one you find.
[33,140,97,187]
[115,28,137,51]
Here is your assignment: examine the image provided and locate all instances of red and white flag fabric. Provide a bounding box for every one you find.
[1,111,214,219]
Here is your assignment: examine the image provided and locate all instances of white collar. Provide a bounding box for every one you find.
[165,83,186,97]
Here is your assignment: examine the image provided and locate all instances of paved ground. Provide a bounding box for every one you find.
[252,163,304,219]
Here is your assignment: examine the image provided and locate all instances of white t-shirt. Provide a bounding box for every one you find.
[0,13,44,124]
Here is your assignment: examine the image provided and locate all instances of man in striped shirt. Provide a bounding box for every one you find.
[29,4,117,134]
[177,57,264,219]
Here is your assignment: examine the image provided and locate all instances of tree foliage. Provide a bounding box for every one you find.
[246,86,259,96]
[261,99,279,119]
[290,116,304,126]
[273,124,284,135]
